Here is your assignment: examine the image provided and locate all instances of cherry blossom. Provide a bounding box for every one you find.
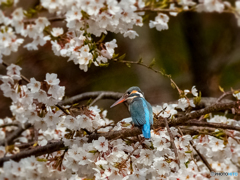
[93,136,109,152]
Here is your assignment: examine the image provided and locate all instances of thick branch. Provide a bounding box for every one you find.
[88,127,142,142]
[173,101,240,125]
[184,120,240,131]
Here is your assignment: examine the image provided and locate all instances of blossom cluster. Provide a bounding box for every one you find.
[153,86,198,118]
[1,0,240,72]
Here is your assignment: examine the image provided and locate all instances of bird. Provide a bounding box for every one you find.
[110,86,153,139]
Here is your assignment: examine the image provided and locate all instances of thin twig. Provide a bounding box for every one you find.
[34,128,38,144]
[89,93,104,106]
[216,91,234,103]
[178,127,214,172]
[191,141,214,172]
[23,17,65,24]
[164,118,180,166]
[59,91,123,106]
[119,139,144,169]
[57,148,68,171]
[2,62,30,83]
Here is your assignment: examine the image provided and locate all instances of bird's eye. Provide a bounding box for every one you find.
[127,91,130,95]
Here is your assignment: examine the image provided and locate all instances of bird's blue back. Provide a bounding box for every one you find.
[129,98,153,138]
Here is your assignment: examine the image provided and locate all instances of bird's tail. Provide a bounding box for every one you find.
[142,124,151,139]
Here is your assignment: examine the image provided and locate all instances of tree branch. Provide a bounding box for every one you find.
[173,101,240,125]
[0,141,65,167]
[178,127,214,172]
[0,123,19,128]
[184,120,240,132]
[59,91,123,106]
[164,118,180,166]
[190,140,214,172]
[216,90,234,103]
[0,123,32,146]
[89,93,104,106]
[23,17,65,24]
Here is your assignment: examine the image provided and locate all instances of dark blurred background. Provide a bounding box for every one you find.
[1,1,240,121]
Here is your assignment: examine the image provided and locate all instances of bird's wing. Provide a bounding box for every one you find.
[146,101,153,125]
[130,98,149,126]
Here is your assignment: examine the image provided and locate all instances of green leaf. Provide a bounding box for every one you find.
[203,113,209,119]
[37,158,48,162]
[142,14,149,23]
[126,62,131,68]
[35,5,43,11]
[137,57,143,64]
[185,151,192,153]
[112,53,119,59]
[171,82,175,89]
[98,34,106,43]
[184,160,190,168]
[194,91,201,105]
[1,0,13,7]
[193,135,199,139]
[89,150,98,154]
[149,58,155,68]
[99,165,104,170]
[99,63,109,67]
[219,86,224,93]
[118,53,126,61]
[87,98,93,106]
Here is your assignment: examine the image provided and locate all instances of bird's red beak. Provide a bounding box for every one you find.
[110,96,126,108]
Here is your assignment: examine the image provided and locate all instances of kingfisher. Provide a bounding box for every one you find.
[110,86,153,139]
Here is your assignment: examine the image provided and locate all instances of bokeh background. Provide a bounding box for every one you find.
[1,1,240,121]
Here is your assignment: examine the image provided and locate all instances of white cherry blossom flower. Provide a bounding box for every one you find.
[51,27,64,37]
[233,92,240,100]
[27,78,41,93]
[35,89,48,103]
[191,85,198,96]
[6,64,22,77]
[208,136,225,152]
[197,0,224,13]
[123,30,139,39]
[35,17,50,31]
[45,73,60,85]
[149,13,169,31]
[153,103,178,118]
[137,149,153,166]
[93,136,108,152]
[153,157,170,175]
